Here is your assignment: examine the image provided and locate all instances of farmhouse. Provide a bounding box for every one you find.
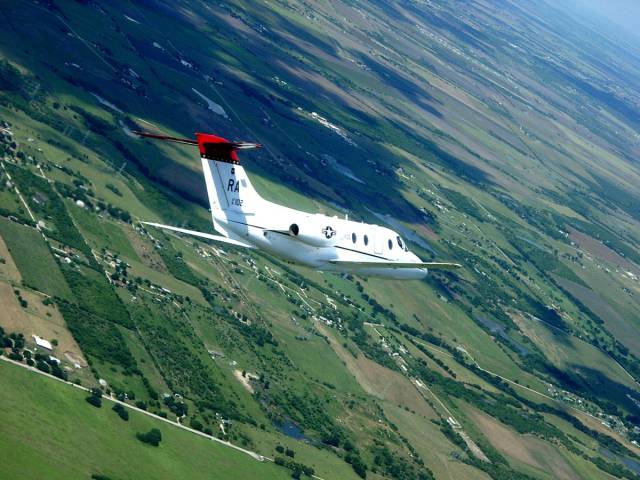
[32,335,52,351]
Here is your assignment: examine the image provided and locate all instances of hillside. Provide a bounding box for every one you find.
[0,360,293,480]
[1,1,640,479]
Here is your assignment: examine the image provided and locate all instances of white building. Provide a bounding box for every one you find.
[32,335,52,351]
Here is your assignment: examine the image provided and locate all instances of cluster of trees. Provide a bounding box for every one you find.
[345,313,397,371]
[399,322,452,350]
[274,456,314,479]
[129,301,239,420]
[439,186,484,221]
[105,183,123,197]
[188,417,213,436]
[136,428,162,447]
[345,452,367,479]
[491,192,568,242]
[256,376,369,479]
[352,328,397,371]
[1,329,24,349]
[3,331,27,363]
[50,162,90,184]
[86,388,103,408]
[0,206,36,226]
[141,376,158,401]
[155,241,201,286]
[409,340,457,378]
[112,403,129,421]
[234,321,278,348]
[164,395,188,417]
[275,444,295,457]
[13,288,28,308]
[67,105,115,136]
[33,352,67,379]
[57,302,138,374]
[1,329,67,379]
[272,390,335,443]
[359,290,397,323]
[588,455,640,480]
[60,264,133,328]
[399,321,462,378]
[371,444,434,480]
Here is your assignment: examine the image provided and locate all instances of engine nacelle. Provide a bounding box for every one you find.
[289,220,337,247]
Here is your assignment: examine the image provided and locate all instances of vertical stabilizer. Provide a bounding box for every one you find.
[134,130,262,236]
[196,133,263,219]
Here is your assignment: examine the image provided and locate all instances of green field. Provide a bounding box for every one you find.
[70,204,140,261]
[0,217,73,299]
[0,361,289,480]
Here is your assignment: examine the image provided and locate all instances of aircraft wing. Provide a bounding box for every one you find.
[328,260,461,270]
[141,222,255,248]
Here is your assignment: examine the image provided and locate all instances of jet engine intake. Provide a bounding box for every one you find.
[288,222,336,247]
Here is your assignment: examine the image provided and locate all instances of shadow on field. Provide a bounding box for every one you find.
[568,364,640,416]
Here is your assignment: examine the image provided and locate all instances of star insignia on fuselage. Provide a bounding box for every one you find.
[322,226,336,239]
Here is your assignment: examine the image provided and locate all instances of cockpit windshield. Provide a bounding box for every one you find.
[397,236,408,251]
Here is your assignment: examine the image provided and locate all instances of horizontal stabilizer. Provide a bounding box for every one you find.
[141,222,254,249]
[133,131,198,145]
[328,260,461,270]
[134,131,261,163]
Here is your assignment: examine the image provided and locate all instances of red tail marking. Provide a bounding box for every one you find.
[196,133,239,164]
[134,131,260,165]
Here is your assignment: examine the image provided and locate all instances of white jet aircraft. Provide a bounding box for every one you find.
[136,131,461,280]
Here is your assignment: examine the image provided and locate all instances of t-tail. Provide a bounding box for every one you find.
[134,130,262,243]
[197,133,263,231]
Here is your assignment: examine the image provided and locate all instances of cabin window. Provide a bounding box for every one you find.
[364,234,369,246]
[388,239,393,250]
[352,233,357,243]
[397,236,406,251]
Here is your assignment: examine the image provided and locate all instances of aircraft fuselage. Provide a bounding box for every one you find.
[217,204,429,280]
